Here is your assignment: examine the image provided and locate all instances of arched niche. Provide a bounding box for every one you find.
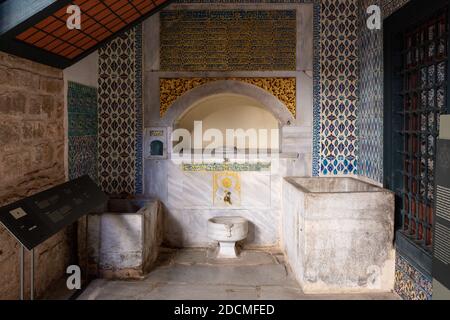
[175,93,280,149]
[161,80,294,127]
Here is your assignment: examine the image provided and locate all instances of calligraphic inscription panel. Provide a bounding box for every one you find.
[160,10,297,71]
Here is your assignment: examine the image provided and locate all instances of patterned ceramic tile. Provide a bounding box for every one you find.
[382,0,410,18]
[356,1,411,183]
[68,82,98,136]
[135,24,144,194]
[358,0,433,301]
[67,81,98,183]
[357,0,383,183]
[312,0,321,176]
[319,0,358,176]
[68,136,98,183]
[394,253,433,300]
[182,162,271,172]
[98,25,143,195]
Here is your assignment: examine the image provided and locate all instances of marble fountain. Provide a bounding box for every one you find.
[163,156,297,249]
[207,216,249,258]
[85,197,163,279]
[85,157,395,294]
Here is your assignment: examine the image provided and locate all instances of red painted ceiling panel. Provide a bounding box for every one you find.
[15,0,170,60]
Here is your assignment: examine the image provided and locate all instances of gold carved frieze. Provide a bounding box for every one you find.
[159,77,296,117]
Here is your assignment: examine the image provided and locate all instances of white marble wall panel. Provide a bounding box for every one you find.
[182,172,213,207]
[240,172,271,208]
[282,126,312,154]
[167,161,184,208]
[145,159,168,201]
[165,209,279,248]
[163,208,186,247]
[157,156,303,247]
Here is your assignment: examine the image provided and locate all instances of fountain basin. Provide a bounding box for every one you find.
[208,216,249,258]
[282,177,395,293]
[86,198,163,279]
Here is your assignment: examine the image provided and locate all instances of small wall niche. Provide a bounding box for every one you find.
[145,127,167,159]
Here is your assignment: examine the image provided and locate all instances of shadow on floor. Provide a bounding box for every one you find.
[75,248,400,300]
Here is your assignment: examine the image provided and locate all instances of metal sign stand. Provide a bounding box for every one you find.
[20,245,24,300]
[85,215,89,286]
[31,248,34,300]
[19,245,34,300]
[0,176,107,300]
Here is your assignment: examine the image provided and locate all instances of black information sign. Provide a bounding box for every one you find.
[433,139,450,289]
[0,175,107,250]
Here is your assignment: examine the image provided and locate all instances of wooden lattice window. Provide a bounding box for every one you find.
[396,10,448,252]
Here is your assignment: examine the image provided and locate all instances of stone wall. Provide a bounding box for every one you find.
[0,52,72,299]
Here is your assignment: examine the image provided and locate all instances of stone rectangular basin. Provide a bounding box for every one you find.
[282,177,395,293]
[86,198,163,279]
[287,177,382,193]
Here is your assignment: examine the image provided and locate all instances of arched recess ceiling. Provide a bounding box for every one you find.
[0,0,172,69]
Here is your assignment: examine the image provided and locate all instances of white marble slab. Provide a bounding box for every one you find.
[165,209,280,248]
[240,172,271,208]
[183,172,213,207]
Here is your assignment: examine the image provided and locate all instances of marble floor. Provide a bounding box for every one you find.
[77,248,400,300]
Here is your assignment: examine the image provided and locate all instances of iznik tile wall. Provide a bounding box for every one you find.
[382,0,410,17]
[98,2,376,183]
[317,0,409,178]
[68,81,98,183]
[358,0,431,301]
[395,253,433,300]
[98,25,143,195]
[319,0,358,176]
[357,0,383,183]
[311,0,321,177]
[356,0,410,184]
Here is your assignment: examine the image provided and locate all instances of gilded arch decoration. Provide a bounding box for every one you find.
[159,77,296,117]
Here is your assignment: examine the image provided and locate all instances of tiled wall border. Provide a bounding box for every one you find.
[135,24,144,194]
[67,81,98,183]
[395,253,433,300]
